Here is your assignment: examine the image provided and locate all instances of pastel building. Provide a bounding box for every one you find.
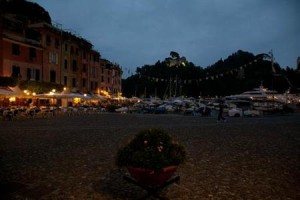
[0,14,122,96]
[0,15,43,81]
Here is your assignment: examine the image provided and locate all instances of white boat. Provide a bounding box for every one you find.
[226,83,286,103]
[225,83,286,112]
[115,107,128,113]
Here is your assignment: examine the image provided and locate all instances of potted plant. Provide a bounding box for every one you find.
[116,128,186,186]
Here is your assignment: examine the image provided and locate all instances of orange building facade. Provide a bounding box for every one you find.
[0,16,43,81]
[0,15,122,96]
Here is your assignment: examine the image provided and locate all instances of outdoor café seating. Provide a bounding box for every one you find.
[2,108,14,121]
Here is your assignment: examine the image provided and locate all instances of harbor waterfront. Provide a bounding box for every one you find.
[0,113,300,199]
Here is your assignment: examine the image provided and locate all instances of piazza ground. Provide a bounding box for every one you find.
[1,113,300,199]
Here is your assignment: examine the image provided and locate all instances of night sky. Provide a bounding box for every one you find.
[32,0,299,77]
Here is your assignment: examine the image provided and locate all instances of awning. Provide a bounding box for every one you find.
[35,92,91,100]
[0,87,17,96]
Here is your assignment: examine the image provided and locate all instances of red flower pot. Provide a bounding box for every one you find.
[127,165,177,186]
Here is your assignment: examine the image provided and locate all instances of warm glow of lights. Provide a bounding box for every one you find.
[74,97,81,103]
[101,90,110,97]
[117,92,122,97]
[52,89,56,93]
[84,94,87,97]
[9,97,16,102]
[23,90,34,96]
[63,87,67,91]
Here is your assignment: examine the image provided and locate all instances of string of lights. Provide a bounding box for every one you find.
[136,54,269,84]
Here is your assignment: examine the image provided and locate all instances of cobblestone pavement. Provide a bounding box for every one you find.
[0,113,300,199]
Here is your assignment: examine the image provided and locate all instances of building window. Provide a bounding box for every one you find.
[55,38,60,48]
[82,64,86,73]
[64,59,68,70]
[27,68,32,80]
[46,35,51,46]
[36,69,40,81]
[12,44,20,55]
[95,68,98,78]
[11,65,20,78]
[29,48,36,59]
[72,60,77,71]
[90,82,94,90]
[65,44,68,51]
[72,78,76,87]
[101,76,104,82]
[82,78,86,87]
[50,70,56,83]
[49,52,58,64]
[64,76,68,86]
[90,66,94,77]
[26,68,40,81]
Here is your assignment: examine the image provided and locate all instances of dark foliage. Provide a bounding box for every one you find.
[19,80,64,94]
[1,0,51,24]
[116,129,186,172]
[123,55,204,98]
[0,77,18,87]
[122,50,300,97]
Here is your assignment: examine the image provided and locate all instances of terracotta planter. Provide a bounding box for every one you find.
[127,165,177,186]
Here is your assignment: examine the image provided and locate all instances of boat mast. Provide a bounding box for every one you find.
[269,50,275,104]
[269,50,275,74]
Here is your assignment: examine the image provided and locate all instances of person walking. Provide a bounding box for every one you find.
[217,102,226,122]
